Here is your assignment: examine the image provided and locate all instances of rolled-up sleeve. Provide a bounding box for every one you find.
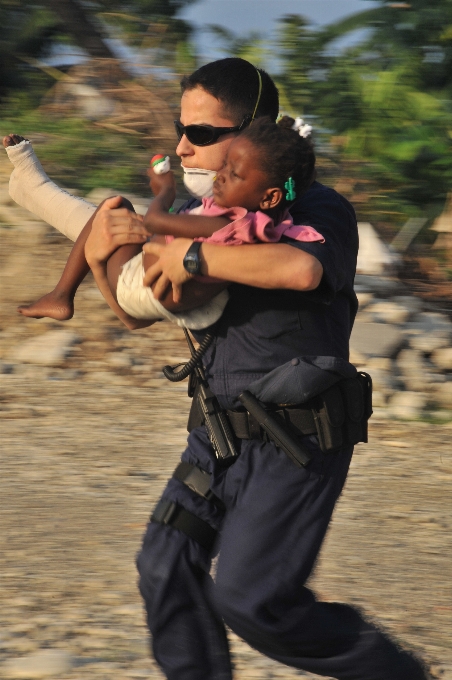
[283,183,358,303]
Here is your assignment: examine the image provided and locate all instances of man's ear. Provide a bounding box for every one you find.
[260,187,283,211]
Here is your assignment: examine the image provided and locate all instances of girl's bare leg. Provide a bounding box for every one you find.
[17,219,92,320]
[17,197,138,321]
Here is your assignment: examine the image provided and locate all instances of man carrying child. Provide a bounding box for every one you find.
[4,57,428,680]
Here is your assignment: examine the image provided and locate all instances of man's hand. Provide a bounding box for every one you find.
[143,238,194,303]
[85,196,147,267]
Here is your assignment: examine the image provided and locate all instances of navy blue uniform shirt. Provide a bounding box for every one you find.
[184,181,358,409]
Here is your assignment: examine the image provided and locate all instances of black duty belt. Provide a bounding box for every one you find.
[226,405,317,440]
[188,394,317,441]
[187,374,372,455]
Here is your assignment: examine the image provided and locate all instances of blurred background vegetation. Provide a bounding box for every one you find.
[1,0,452,294]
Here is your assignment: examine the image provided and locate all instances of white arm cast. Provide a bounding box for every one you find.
[5,140,96,242]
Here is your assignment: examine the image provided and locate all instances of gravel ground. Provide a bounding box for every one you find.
[1,167,451,679]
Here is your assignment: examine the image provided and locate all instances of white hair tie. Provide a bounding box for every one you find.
[292,117,313,138]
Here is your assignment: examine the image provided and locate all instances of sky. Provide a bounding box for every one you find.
[45,0,381,72]
[179,0,381,61]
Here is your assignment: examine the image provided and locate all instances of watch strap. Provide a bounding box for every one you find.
[183,241,203,276]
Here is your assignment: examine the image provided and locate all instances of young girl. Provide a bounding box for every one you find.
[6,116,324,330]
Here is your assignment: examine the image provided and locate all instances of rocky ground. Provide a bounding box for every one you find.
[1,156,451,679]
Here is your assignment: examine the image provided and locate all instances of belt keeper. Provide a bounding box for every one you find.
[248,413,262,439]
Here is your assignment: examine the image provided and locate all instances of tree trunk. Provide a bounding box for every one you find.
[44,0,118,60]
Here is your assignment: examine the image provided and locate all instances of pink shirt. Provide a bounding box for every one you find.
[190,197,325,245]
[166,198,325,247]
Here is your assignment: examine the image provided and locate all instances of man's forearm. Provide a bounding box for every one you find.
[199,243,323,291]
[142,239,323,302]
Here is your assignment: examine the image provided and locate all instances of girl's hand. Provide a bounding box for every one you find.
[85,196,147,266]
[146,166,176,199]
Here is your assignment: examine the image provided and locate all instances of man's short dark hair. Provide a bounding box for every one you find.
[181,58,279,125]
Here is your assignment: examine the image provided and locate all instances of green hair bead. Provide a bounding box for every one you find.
[284,177,296,201]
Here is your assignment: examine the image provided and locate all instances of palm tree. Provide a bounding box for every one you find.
[0,0,199,100]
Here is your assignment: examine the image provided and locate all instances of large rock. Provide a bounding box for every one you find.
[405,312,452,352]
[366,357,392,371]
[388,391,428,419]
[3,650,73,678]
[354,274,400,296]
[431,347,452,371]
[397,347,426,374]
[409,332,450,352]
[368,367,396,395]
[407,312,452,335]
[392,295,423,314]
[396,349,443,392]
[350,321,404,358]
[432,382,452,409]
[356,223,399,276]
[356,292,373,309]
[366,300,411,325]
[11,330,81,366]
[371,390,387,407]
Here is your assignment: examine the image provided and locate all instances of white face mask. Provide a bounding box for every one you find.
[182,166,217,200]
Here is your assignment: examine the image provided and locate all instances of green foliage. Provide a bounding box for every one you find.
[275,2,452,227]
[0,108,151,195]
[0,2,60,98]
[275,15,320,114]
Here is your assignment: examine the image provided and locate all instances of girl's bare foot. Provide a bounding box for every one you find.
[2,134,27,148]
[17,290,74,320]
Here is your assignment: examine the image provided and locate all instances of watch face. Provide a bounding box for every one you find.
[185,256,198,274]
[183,242,202,275]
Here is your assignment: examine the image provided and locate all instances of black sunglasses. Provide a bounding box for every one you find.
[174,115,251,147]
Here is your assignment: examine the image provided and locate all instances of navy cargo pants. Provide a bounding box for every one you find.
[137,427,426,680]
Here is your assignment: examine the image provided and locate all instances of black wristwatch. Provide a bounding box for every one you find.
[183,241,203,276]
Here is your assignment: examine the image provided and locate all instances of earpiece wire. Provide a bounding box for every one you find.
[250,69,263,123]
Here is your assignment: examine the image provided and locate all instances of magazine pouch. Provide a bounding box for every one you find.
[340,377,365,446]
[312,373,373,452]
[312,384,345,452]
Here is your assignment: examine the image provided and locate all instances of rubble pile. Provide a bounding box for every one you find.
[352,278,452,420]
[351,221,452,421]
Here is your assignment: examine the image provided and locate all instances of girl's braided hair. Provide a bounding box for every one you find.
[240,115,316,217]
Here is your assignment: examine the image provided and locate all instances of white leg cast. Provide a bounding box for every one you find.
[5,140,96,242]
